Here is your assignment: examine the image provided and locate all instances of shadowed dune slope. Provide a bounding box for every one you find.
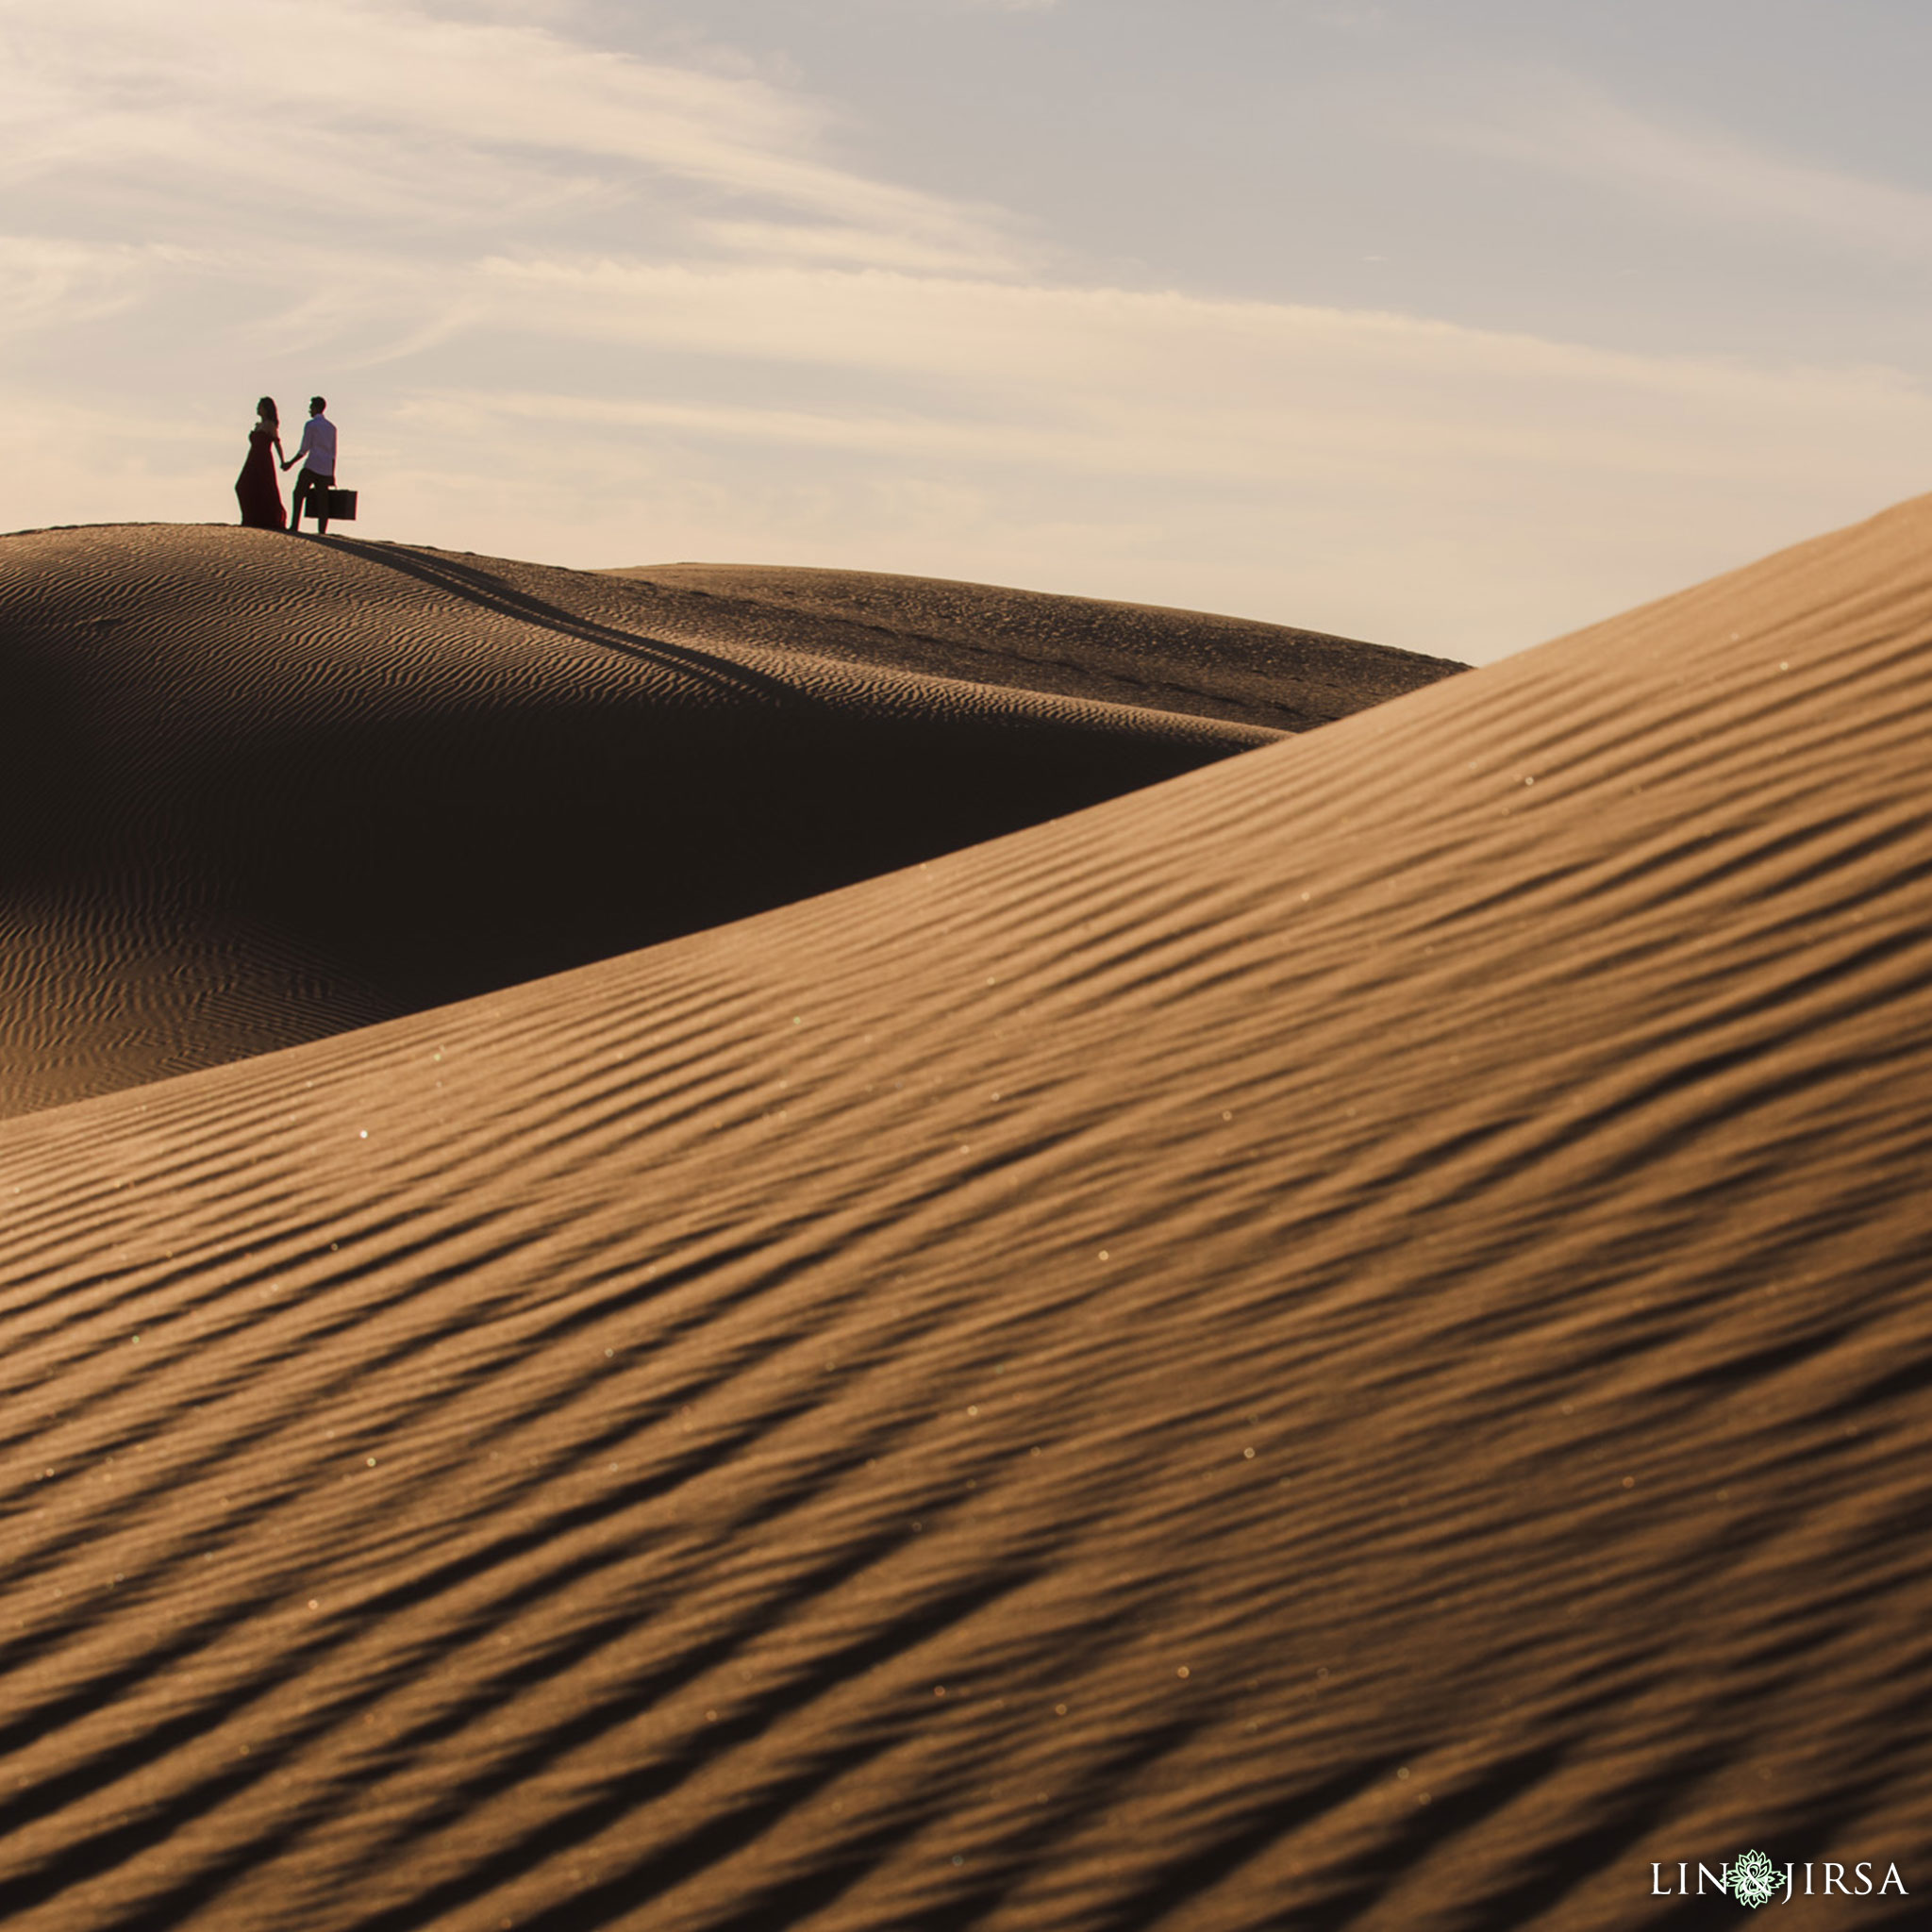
[1,526,1443,1118]
[604,563,1464,731]
[5,496,1932,1930]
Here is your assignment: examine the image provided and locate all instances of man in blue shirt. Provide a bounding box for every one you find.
[283,397,339,535]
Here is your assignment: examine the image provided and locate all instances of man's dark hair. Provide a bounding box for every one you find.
[310,396,326,412]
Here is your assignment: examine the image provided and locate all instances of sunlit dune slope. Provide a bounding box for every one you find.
[5,498,1932,1929]
[0,526,1453,1118]
[604,562,1462,730]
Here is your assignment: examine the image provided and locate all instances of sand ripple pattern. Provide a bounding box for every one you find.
[5,502,1932,1926]
[1,526,1336,1119]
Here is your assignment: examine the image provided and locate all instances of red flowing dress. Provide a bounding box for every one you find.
[235,427,287,529]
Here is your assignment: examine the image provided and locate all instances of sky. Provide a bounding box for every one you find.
[6,0,1932,661]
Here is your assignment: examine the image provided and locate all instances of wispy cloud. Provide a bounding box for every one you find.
[462,255,1932,478]
[0,237,187,335]
[0,0,1022,270]
[1431,79,1932,261]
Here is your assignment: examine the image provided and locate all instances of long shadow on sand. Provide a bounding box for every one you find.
[1,525,1275,1112]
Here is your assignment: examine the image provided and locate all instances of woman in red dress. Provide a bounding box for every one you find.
[235,397,288,529]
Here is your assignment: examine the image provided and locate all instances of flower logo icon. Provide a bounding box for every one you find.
[1731,1850,1780,1909]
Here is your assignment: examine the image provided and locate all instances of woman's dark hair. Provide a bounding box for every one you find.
[258,397,278,425]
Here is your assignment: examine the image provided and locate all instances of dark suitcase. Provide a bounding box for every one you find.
[324,489,358,522]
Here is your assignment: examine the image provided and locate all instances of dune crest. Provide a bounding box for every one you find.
[0,526,1456,1118]
[5,500,1932,1926]
[604,561,1461,730]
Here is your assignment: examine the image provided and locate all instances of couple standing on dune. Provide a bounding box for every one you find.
[236,396,339,534]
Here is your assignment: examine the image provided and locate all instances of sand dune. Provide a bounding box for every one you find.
[603,563,1456,732]
[0,526,1456,1118]
[5,499,1932,1928]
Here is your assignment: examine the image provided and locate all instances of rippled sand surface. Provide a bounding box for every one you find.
[3,527,1452,1118]
[3,505,1928,1928]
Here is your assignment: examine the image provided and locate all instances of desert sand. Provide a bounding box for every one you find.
[2,502,1928,1929]
[0,529,1456,1119]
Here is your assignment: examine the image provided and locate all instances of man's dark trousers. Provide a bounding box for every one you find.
[291,468,335,534]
